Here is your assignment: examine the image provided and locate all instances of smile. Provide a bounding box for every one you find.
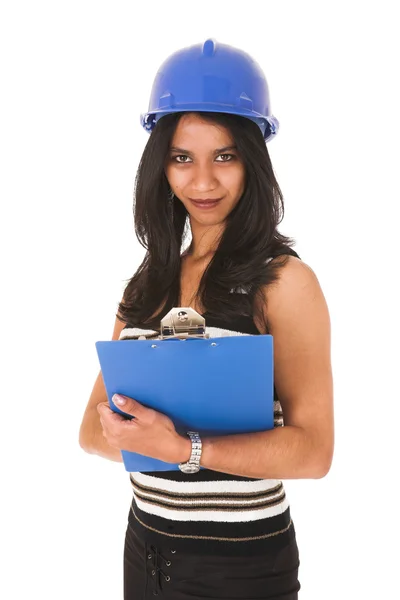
[189,198,222,209]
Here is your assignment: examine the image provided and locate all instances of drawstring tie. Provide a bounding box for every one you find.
[145,543,176,596]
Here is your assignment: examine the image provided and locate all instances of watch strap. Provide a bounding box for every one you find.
[179,431,202,472]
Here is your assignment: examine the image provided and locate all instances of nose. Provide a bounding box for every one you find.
[191,162,218,193]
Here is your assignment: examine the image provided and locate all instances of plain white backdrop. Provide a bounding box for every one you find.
[1,1,399,598]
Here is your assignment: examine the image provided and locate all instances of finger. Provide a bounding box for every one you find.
[99,417,107,434]
[112,394,148,419]
[97,402,112,416]
[98,403,127,425]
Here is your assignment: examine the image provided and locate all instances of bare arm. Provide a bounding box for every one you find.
[196,257,334,479]
[79,313,127,462]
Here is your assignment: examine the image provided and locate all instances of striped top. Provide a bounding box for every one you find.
[120,311,294,556]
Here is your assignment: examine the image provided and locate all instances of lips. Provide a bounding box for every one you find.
[189,198,222,203]
[189,198,222,210]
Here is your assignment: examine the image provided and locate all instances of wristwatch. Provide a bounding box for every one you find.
[178,431,202,474]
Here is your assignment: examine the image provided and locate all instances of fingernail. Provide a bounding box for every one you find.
[113,394,126,406]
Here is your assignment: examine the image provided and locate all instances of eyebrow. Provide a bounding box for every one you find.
[169,145,237,155]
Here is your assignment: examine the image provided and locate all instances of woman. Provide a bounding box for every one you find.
[79,39,334,599]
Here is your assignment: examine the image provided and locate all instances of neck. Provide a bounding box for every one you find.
[186,220,224,261]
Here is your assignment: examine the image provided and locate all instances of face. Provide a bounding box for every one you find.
[164,113,246,227]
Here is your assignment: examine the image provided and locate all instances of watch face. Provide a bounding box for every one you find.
[179,463,200,474]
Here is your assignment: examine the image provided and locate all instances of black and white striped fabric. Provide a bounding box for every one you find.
[119,311,294,556]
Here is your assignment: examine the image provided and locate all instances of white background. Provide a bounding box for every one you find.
[1,1,399,598]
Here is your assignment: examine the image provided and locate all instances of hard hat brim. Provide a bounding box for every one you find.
[140,107,279,142]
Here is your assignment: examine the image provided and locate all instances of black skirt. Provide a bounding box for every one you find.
[123,515,301,599]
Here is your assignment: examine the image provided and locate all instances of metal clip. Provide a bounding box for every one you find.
[160,307,209,340]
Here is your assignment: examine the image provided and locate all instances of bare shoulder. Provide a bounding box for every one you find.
[264,255,329,328]
[269,254,321,291]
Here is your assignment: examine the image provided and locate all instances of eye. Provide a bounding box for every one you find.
[215,154,235,162]
[173,155,192,163]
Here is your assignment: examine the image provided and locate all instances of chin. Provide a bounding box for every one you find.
[195,216,228,227]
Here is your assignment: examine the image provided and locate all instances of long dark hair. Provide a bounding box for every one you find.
[117,111,299,329]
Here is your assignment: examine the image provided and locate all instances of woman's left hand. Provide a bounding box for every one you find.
[97,394,191,464]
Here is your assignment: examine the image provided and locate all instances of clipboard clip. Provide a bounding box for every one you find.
[159,307,209,340]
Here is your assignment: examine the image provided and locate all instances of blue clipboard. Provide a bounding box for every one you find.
[95,323,274,472]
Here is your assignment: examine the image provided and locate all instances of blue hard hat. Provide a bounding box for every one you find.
[140,38,279,143]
